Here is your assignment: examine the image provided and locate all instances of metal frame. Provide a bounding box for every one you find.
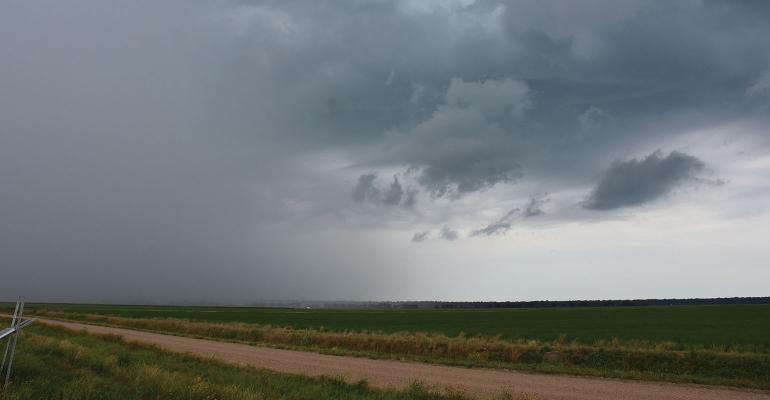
[1,298,35,389]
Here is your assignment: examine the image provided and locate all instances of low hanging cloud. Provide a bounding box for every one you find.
[412,227,458,242]
[383,176,404,206]
[352,173,415,208]
[471,220,512,237]
[403,188,418,209]
[523,195,549,217]
[440,226,459,241]
[584,151,707,211]
[352,173,379,203]
[472,193,549,238]
[411,230,430,243]
[471,208,519,237]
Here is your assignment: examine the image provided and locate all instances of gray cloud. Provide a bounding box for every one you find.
[383,176,404,206]
[440,227,459,241]
[472,194,548,237]
[352,173,379,203]
[1,0,768,303]
[578,106,611,135]
[445,77,531,119]
[584,151,707,211]
[392,77,530,198]
[747,70,770,98]
[411,231,430,243]
[472,208,519,236]
[471,221,511,237]
[349,0,770,202]
[352,173,415,208]
[523,195,548,217]
[403,188,418,209]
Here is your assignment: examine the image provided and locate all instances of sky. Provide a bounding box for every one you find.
[1,0,769,304]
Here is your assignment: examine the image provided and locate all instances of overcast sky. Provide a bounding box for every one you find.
[2,0,769,304]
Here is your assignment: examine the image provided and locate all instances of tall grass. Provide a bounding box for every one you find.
[31,310,770,390]
[0,322,536,400]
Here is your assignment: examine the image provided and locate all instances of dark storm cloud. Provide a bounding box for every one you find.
[584,151,706,211]
[340,0,769,204]
[220,0,770,195]
[352,173,415,208]
[383,176,404,206]
[352,173,379,203]
[390,78,529,198]
[1,0,769,302]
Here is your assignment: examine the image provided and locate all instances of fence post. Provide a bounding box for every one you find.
[2,298,32,389]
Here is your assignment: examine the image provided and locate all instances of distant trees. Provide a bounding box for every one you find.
[380,297,770,310]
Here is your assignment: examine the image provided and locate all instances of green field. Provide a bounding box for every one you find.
[5,303,770,390]
[0,321,481,400]
[23,303,770,350]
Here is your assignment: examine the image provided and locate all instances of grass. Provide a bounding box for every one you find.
[23,310,770,390]
[20,303,770,350]
[0,321,537,400]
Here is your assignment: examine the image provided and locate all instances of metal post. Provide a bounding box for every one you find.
[2,334,17,387]
[2,298,27,389]
[0,300,20,374]
[9,299,20,326]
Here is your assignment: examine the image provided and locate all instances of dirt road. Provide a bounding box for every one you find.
[39,318,770,400]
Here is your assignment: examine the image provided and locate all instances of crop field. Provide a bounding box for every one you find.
[6,303,770,390]
[0,320,485,400]
[21,303,770,350]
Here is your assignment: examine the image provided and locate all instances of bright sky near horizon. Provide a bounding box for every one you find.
[1,0,769,303]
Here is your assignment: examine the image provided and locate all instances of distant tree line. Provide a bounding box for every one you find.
[20,297,769,310]
[365,297,770,310]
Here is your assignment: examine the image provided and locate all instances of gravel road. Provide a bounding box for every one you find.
[39,319,770,400]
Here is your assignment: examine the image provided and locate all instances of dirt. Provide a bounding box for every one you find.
[38,318,770,400]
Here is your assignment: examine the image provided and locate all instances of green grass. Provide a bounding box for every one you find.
[5,304,770,391]
[0,322,517,400]
[20,310,770,390]
[19,303,770,351]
